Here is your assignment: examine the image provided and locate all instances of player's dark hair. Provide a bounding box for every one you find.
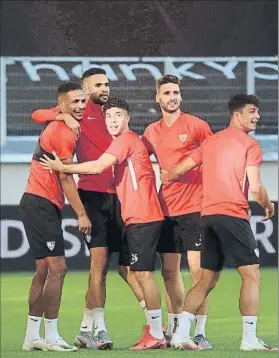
[156,75,180,91]
[56,81,82,96]
[82,67,107,81]
[228,94,260,116]
[103,97,130,113]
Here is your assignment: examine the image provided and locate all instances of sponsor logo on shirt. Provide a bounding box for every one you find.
[87,116,97,120]
[179,134,187,143]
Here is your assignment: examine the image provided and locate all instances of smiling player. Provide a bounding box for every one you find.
[40,97,167,350]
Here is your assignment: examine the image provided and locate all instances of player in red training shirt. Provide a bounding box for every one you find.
[142,75,213,348]
[162,94,276,352]
[19,81,91,352]
[31,68,144,349]
[40,97,168,350]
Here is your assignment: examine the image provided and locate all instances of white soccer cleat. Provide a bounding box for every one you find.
[170,333,201,350]
[240,338,278,351]
[43,337,78,352]
[22,337,45,351]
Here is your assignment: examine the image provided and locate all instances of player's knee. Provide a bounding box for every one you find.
[199,271,219,292]
[190,267,202,285]
[35,261,48,280]
[118,265,128,281]
[238,265,261,284]
[89,266,107,282]
[161,267,179,281]
[48,259,67,279]
[134,270,152,282]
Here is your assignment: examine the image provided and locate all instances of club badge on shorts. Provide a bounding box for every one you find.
[46,241,56,251]
[85,233,91,243]
[179,134,187,143]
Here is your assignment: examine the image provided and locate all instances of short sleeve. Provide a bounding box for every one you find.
[190,145,202,165]
[53,127,76,160]
[195,120,213,144]
[247,141,263,167]
[106,133,134,164]
[142,127,154,155]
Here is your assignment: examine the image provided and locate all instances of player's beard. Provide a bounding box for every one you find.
[90,93,109,105]
[162,103,180,114]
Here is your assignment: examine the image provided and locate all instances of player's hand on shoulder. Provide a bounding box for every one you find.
[263,202,275,221]
[62,113,81,140]
[40,151,65,173]
[78,213,91,234]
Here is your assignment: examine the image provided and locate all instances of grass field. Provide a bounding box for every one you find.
[1,269,277,357]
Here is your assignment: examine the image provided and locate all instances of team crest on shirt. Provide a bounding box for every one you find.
[178,134,187,143]
[46,241,56,251]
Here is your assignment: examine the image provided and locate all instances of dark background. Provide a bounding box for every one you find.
[1,202,278,271]
[1,0,277,56]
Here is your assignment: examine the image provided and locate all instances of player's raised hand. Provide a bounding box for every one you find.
[40,151,65,172]
[78,213,91,234]
[263,202,275,221]
[63,113,81,140]
[160,169,170,184]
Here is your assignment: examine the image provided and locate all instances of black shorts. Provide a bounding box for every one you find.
[19,193,65,260]
[157,213,202,253]
[201,215,260,271]
[126,221,163,271]
[78,189,130,266]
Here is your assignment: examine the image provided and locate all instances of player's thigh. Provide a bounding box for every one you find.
[19,193,64,260]
[89,247,109,273]
[157,217,182,254]
[200,216,224,272]
[211,215,260,268]
[107,193,126,254]
[177,212,202,252]
[126,221,163,272]
[78,190,110,249]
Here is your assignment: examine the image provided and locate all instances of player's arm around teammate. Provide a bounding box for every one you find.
[142,75,213,349]
[20,82,91,352]
[163,94,276,352]
[41,97,168,350]
[32,69,146,350]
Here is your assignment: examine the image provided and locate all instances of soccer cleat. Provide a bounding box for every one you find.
[240,338,278,351]
[94,330,113,350]
[193,334,213,349]
[133,325,150,345]
[164,334,172,347]
[129,332,167,350]
[22,337,45,351]
[74,331,98,350]
[171,333,201,350]
[42,337,78,352]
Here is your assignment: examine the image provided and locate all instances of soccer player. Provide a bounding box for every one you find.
[19,81,91,352]
[162,94,277,351]
[142,75,213,348]
[31,68,145,349]
[40,97,167,350]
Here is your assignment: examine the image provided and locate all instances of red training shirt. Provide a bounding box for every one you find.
[190,127,263,220]
[143,112,212,217]
[25,121,76,209]
[106,131,164,225]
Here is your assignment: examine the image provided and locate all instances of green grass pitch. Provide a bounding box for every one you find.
[1,268,277,357]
